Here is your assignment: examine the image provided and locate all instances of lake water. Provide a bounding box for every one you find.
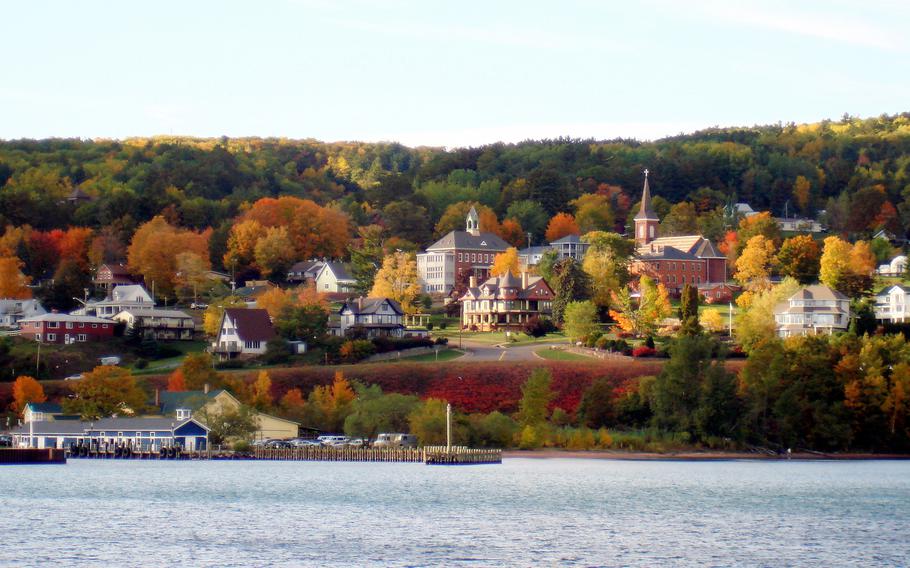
[1,458,908,567]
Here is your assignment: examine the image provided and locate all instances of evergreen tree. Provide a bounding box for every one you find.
[551,258,590,323]
[678,284,702,336]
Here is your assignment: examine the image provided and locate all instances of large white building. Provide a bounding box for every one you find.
[874,284,910,322]
[774,285,851,337]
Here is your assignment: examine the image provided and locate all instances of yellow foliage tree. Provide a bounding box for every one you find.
[223,219,266,271]
[203,296,248,336]
[792,175,811,212]
[0,256,32,299]
[491,247,520,276]
[253,225,296,277]
[370,251,421,314]
[700,308,725,333]
[249,371,273,410]
[735,235,777,293]
[819,236,852,291]
[256,287,297,319]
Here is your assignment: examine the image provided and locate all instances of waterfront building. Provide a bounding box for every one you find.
[19,313,114,344]
[335,297,405,338]
[630,172,727,294]
[774,284,851,337]
[212,308,275,359]
[10,416,209,451]
[460,272,554,331]
[157,389,299,441]
[417,206,510,294]
[23,402,76,423]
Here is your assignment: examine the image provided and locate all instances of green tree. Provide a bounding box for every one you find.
[343,383,420,440]
[349,224,385,294]
[578,377,615,429]
[408,398,467,446]
[196,404,258,446]
[274,304,329,342]
[678,283,701,336]
[518,368,555,427]
[550,258,590,323]
[563,300,599,341]
[505,200,549,240]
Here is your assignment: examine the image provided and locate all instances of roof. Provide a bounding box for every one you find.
[0,299,45,316]
[158,390,226,414]
[426,230,510,252]
[319,261,355,282]
[110,285,153,303]
[115,308,193,319]
[877,284,910,297]
[636,246,699,261]
[288,260,323,275]
[787,285,848,302]
[634,174,659,221]
[20,313,111,324]
[99,263,132,278]
[341,297,405,316]
[11,417,208,435]
[26,402,63,413]
[518,246,551,256]
[636,235,724,260]
[550,234,583,245]
[461,274,553,301]
[223,308,276,342]
[499,272,521,288]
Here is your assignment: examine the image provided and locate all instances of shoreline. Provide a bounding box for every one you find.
[503,449,910,461]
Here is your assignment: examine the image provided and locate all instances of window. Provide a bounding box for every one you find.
[35,334,41,341]
[458,253,463,262]
[92,324,98,328]
[102,324,108,329]
[48,321,58,328]
[79,323,85,328]
[47,333,56,341]
[77,334,87,342]
[66,322,74,329]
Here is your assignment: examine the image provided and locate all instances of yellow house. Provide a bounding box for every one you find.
[156,389,299,441]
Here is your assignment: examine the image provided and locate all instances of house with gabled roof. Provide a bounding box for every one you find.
[417,206,510,294]
[287,260,325,284]
[93,263,137,292]
[336,297,405,338]
[630,171,727,294]
[874,284,910,322]
[113,307,196,340]
[156,388,299,441]
[76,284,155,318]
[211,308,275,359]
[11,416,209,451]
[20,313,115,344]
[315,261,357,294]
[460,272,554,332]
[0,298,46,328]
[774,284,851,337]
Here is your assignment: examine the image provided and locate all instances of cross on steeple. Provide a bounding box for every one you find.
[643,168,649,178]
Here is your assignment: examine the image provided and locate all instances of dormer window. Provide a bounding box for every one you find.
[176,408,192,420]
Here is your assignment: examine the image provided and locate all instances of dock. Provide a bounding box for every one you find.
[0,448,67,464]
[253,445,502,465]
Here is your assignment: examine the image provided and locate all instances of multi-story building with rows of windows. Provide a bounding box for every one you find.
[417,206,510,294]
[629,171,727,294]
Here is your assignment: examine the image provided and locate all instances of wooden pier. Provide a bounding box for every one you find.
[0,448,66,464]
[253,445,502,465]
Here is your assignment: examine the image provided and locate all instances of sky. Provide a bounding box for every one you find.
[2,0,908,148]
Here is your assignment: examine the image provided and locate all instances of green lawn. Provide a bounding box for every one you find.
[382,348,465,363]
[132,340,208,374]
[534,348,592,361]
[432,329,569,346]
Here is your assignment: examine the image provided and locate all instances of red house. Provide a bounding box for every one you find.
[19,313,115,344]
[630,171,727,294]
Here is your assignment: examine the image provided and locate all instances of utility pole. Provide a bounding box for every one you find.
[728,301,733,337]
[446,403,452,454]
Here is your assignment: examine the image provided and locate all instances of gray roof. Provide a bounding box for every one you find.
[20,313,111,324]
[549,234,583,245]
[426,230,510,252]
[340,297,404,316]
[10,417,207,435]
[877,284,910,297]
[26,402,63,413]
[788,285,848,302]
[634,175,659,221]
[321,261,355,282]
[518,246,551,256]
[637,246,699,261]
[157,390,227,414]
[116,308,192,319]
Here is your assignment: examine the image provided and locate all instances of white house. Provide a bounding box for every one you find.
[76,284,155,318]
[315,262,357,294]
[775,217,824,233]
[874,284,910,322]
[774,284,851,337]
[211,308,275,359]
[336,297,405,338]
[0,299,46,328]
[113,308,196,340]
[877,255,907,277]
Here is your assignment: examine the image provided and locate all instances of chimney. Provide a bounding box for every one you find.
[469,276,477,288]
[155,388,160,407]
[521,271,529,289]
[357,297,364,310]
[204,383,210,394]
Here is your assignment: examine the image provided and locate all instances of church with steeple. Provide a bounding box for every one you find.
[631,170,728,293]
[417,206,510,294]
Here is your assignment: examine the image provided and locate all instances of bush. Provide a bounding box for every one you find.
[216,359,246,369]
[426,322,434,331]
[134,358,148,370]
[523,316,556,338]
[262,338,293,365]
[232,440,251,452]
[644,336,655,349]
[439,321,447,330]
[372,336,434,354]
[632,346,656,358]
[340,339,376,363]
[434,337,449,346]
[584,332,602,348]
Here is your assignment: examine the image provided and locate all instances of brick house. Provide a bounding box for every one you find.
[20,313,115,344]
[417,206,510,294]
[460,272,554,332]
[630,171,727,294]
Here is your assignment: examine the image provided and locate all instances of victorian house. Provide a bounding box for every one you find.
[460,272,554,332]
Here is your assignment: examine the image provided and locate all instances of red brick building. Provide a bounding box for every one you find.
[630,171,727,294]
[19,313,115,344]
[93,263,136,292]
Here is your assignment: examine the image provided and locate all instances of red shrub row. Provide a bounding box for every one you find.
[631,346,657,357]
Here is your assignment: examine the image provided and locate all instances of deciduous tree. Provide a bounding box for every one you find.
[777,235,821,284]
[0,256,31,298]
[490,247,520,277]
[63,365,148,420]
[370,251,421,313]
[12,375,45,414]
[545,213,579,242]
[563,300,599,341]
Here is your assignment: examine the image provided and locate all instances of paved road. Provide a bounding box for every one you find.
[454,339,569,362]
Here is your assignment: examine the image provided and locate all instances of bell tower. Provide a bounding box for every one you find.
[466,206,480,236]
[634,169,659,246]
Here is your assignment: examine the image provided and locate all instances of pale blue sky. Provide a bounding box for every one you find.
[2,0,908,147]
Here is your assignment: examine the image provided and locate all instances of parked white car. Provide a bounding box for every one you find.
[317,435,350,447]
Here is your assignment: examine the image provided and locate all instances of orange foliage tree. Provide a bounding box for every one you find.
[167,369,187,392]
[127,216,211,298]
[12,375,46,414]
[256,287,297,319]
[241,196,350,260]
[0,256,32,298]
[545,213,579,242]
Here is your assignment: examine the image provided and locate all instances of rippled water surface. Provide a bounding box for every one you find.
[1,458,908,567]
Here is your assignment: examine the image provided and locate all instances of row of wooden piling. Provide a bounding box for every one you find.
[253,445,502,464]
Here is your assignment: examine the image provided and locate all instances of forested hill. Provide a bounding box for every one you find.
[1,112,910,258]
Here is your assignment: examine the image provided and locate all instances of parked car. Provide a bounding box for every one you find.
[64,374,83,381]
[190,302,208,310]
[265,439,292,448]
[373,433,418,448]
[0,435,12,448]
[346,438,368,448]
[317,435,350,447]
[290,438,321,447]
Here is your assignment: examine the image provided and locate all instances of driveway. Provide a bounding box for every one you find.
[455,339,567,362]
